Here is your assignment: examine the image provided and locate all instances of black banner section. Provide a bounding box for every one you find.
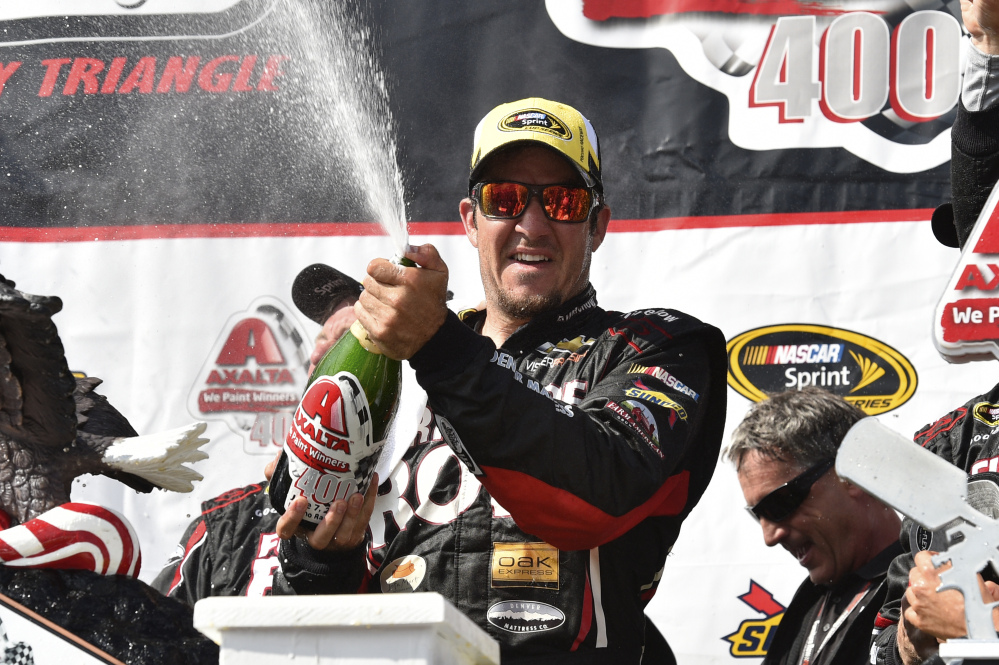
[0,0,953,230]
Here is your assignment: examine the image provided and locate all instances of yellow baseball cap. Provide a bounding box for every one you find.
[469,97,602,192]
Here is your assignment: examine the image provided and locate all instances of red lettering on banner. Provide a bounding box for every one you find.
[955,264,999,291]
[0,62,21,97]
[64,58,105,95]
[974,203,999,254]
[118,57,157,94]
[157,56,201,93]
[205,368,295,385]
[941,298,999,342]
[38,58,71,97]
[257,55,288,91]
[233,55,257,92]
[101,57,127,94]
[33,55,286,98]
[199,55,240,92]
[582,0,844,20]
[215,318,286,365]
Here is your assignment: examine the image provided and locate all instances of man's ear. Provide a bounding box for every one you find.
[590,205,611,252]
[460,198,478,247]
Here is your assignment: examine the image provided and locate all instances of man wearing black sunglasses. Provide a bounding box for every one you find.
[728,388,902,665]
[269,97,728,664]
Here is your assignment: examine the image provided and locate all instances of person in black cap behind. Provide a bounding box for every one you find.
[266,97,728,664]
[152,264,363,605]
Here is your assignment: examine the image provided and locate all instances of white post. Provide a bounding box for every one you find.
[193,593,501,665]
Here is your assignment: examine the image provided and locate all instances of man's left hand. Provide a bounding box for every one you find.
[356,243,450,360]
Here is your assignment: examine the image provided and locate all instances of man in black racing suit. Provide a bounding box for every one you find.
[269,97,728,664]
[872,389,999,664]
[152,482,281,605]
[871,0,999,661]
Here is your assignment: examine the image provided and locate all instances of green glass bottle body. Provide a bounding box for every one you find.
[269,319,401,528]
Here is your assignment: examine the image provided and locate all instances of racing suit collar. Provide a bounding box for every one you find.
[459,284,601,353]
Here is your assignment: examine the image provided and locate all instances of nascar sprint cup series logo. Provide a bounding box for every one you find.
[727,323,917,415]
[547,0,960,173]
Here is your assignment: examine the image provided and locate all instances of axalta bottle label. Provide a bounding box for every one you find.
[282,370,375,523]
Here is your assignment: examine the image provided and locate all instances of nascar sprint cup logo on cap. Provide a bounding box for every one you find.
[727,324,917,415]
[546,0,959,173]
[500,109,572,140]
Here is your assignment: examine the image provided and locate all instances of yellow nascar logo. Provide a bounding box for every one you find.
[974,402,999,427]
[500,109,571,140]
[727,324,917,416]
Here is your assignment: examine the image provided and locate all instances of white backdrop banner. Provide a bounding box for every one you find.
[1,216,992,662]
[0,0,989,662]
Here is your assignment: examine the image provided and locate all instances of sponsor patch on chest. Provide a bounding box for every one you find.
[490,542,559,589]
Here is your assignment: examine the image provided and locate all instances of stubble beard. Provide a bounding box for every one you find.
[483,234,594,321]
[492,287,563,320]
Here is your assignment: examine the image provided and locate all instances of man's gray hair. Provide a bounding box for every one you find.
[726,387,866,471]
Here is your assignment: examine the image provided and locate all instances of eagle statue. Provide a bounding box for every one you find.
[0,272,217,664]
[0,272,208,526]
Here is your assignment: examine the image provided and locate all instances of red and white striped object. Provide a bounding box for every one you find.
[0,503,141,578]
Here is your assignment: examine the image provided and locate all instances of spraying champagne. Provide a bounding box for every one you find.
[269,258,412,529]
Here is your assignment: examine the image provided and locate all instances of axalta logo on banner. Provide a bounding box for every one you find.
[727,323,917,415]
[722,581,786,658]
[934,180,999,363]
[188,296,310,454]
[546,0,958,173]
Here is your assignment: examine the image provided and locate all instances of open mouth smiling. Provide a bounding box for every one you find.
[513,253,551,263]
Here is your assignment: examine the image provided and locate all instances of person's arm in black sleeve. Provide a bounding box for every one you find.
[271,537,369,595]
[951,0,999,246]
[151,514,214,608]
[951,100,999,247]
[267,471,381,594]
[409,309,725,550]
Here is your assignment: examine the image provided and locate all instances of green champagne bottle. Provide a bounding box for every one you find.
[269,267,408,528]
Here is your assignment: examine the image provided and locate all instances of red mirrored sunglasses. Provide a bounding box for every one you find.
[471,181,601,224]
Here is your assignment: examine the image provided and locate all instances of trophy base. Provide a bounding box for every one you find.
[940,640,999,663]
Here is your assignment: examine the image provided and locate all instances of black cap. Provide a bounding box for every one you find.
[292,263,363,324]
[931,203,959,249]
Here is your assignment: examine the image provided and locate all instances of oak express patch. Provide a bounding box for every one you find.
[490,542,559,590]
